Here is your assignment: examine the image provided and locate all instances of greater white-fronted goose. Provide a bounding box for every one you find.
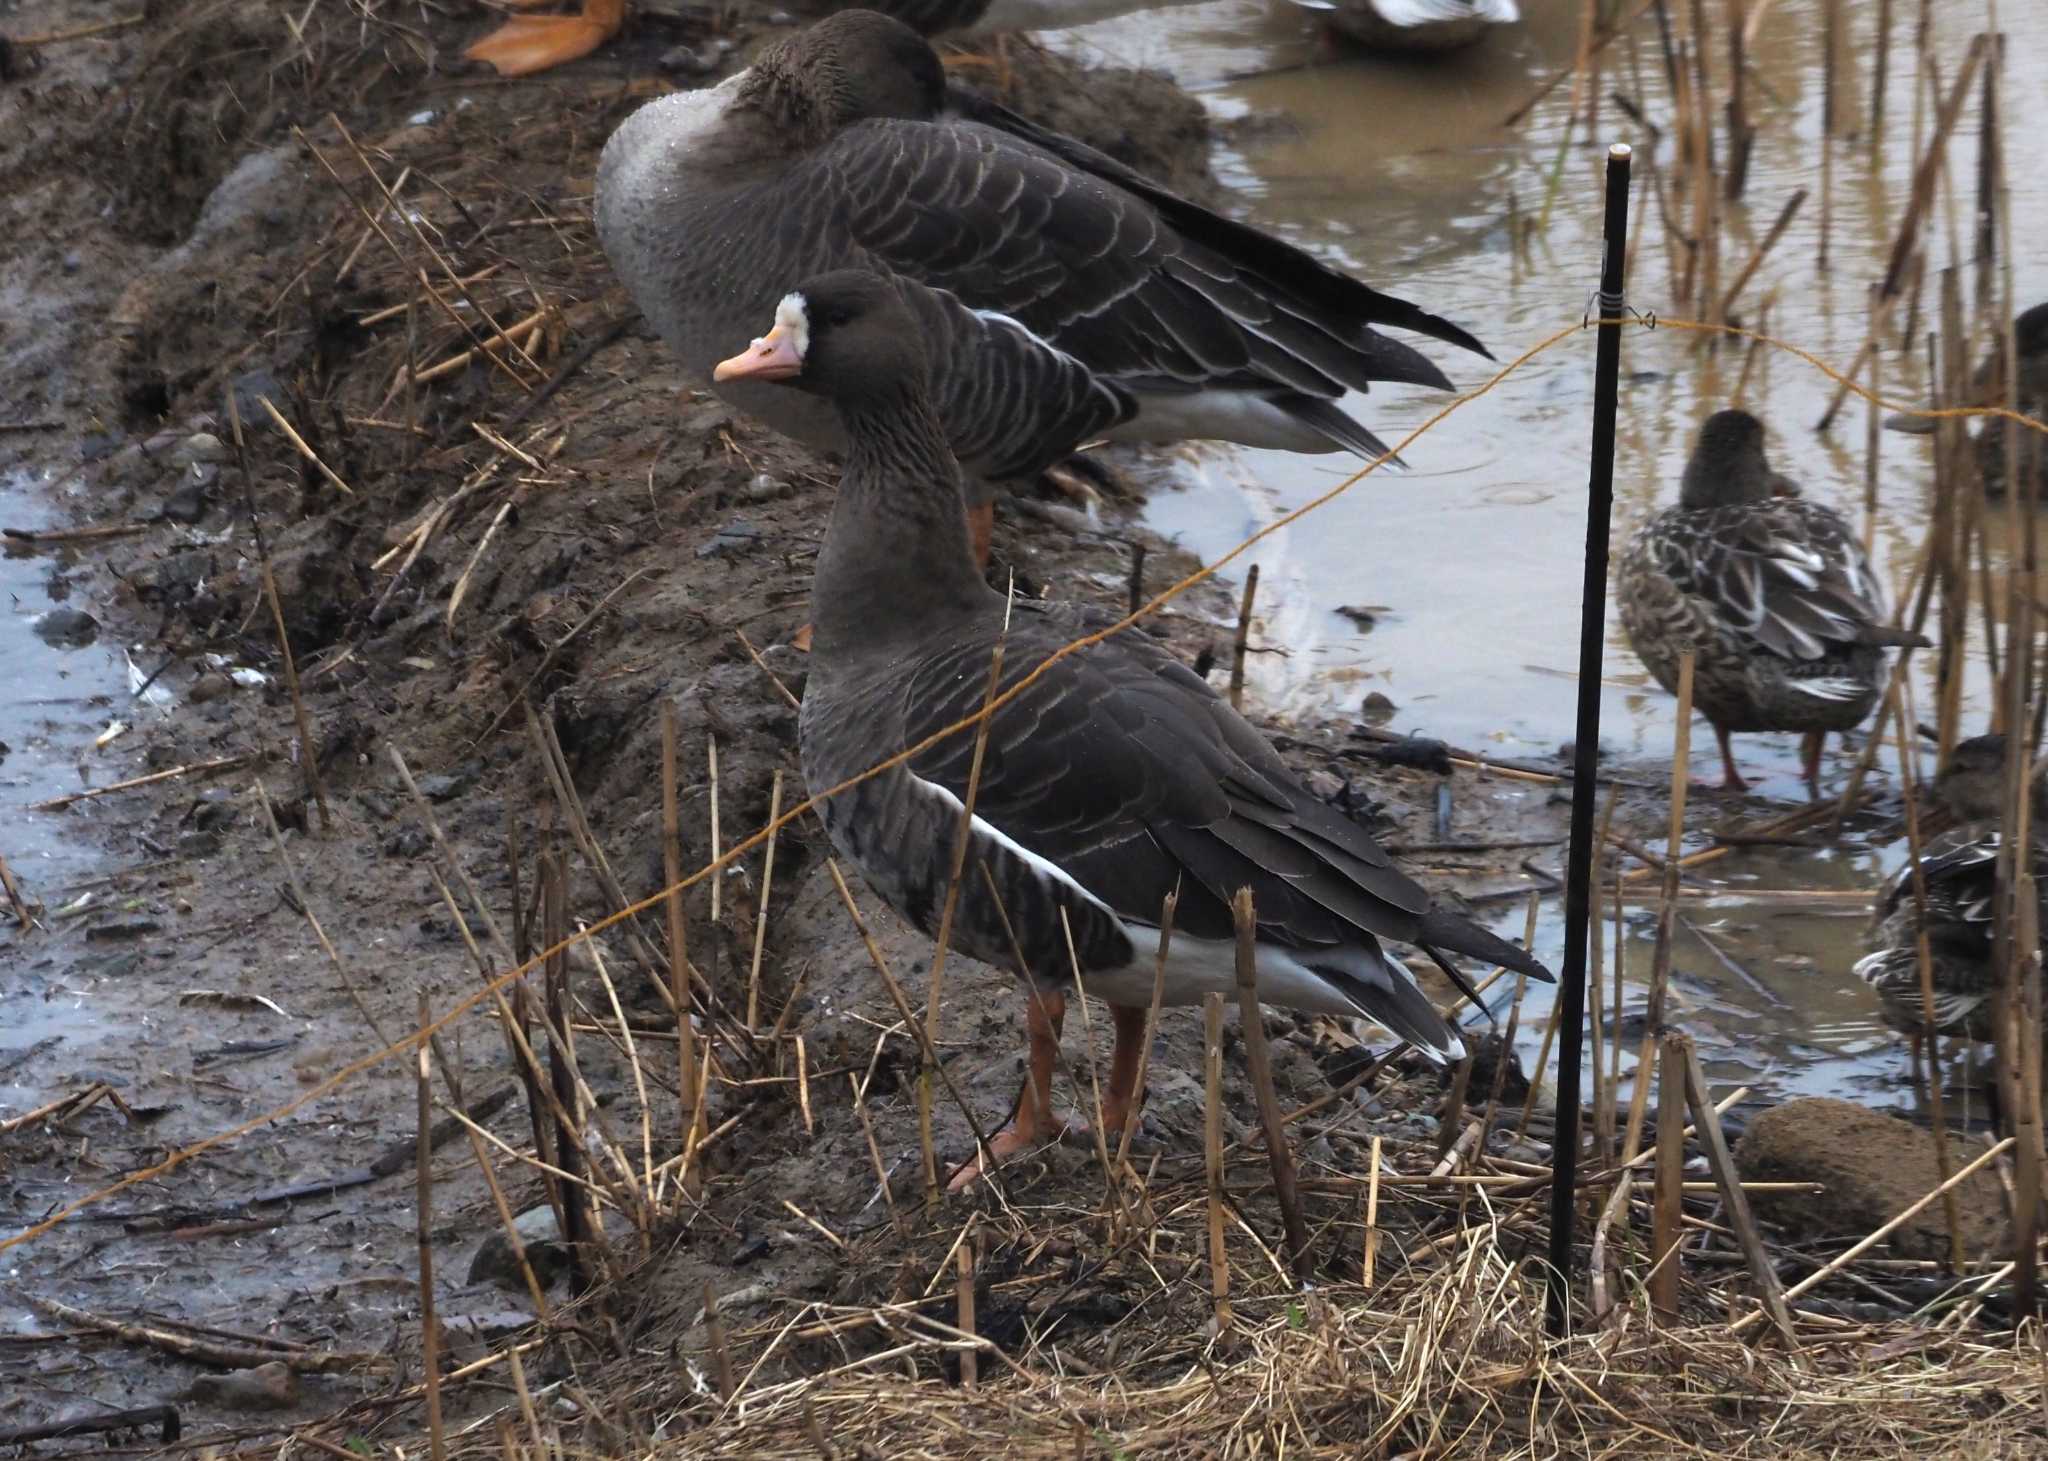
[1315,0,1520,54]
[715,270,1547,1186]
[598,10,1490,564]
[1615,409,1921,798]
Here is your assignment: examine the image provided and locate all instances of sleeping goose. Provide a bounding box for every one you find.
[1317,0,1521,54]
[714,270,1549,1186]
[1616,409,1921,798]
[597,10,1490,564]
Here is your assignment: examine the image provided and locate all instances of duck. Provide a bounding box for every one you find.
[1316,0,1520,54]
[714,269,1549,1185]
[1884,302,2048,499]
[1855,734,2048,1058]
[596,10,1489,569]
[1615,409,1921,798]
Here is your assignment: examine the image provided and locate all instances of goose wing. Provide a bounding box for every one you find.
[892,604,1549,981]
[795,115,1483,411]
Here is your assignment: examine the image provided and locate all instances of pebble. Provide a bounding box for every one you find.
[414,766,477,802]
[1360,690,1398,722]
[697,517,760,558]
[188,670,235,703]
[161,468,214,523]
[383,825,431,859]
[168,432,227,470]
[33,606,99,647]
[468,1204,573,1292]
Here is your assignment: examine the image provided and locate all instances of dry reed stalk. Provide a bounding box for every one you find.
[661,704,703,1197]
[1887,681,1969,1268]
[1650,1031,1686,1320]
[1361,1134,1383,1289]
[917,611,1010,1209]
[823,860,1006,1195]
[1228,563,1259,712]
[541,854,595,1290]
[504,1342,546,1461]
[1587,790,1623,1166]
[1818,0,1842,272]
[702,1282,734,1401]
[585,939,656,1214]
[1864,283,1883,551]
[1230,888,1310,1279]
[254,394,355,496]
[745,769,785,1033]
[707,734,723,1000]
[1679,1039,1795,1343]
[955,1218,977,1389]
[255,780,388,1045]
[224,396,331,829]
[1203,991,1231,1336]
[1722,0,1752,200]
[1114,891,1177,1170]
[0,851,29,929]
[1514,990,1566,1143]
[1437,1055,1475,1166]
[850,1070,903,1235]
[1474,894,1541,1154]
[1715,188,1804,325]
[1685,1,1718,323]
[1620,652,1693,1163]
[416,993,447,1461]
[1589,1169,1632,1325]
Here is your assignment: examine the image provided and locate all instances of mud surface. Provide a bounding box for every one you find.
[0,0,1578,1441]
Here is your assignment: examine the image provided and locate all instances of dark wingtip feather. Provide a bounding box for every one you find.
[1281,395,1409,470]
[1416,908,1553,984]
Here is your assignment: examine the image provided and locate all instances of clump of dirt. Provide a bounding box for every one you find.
[1736,1096,2010,1260]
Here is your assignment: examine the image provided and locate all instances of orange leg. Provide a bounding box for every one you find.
[1714,723,1749,793]
[465,0,624,77]
[1800,730,1826,801]
[965,499,994,573]
[948,986,1080,1190]
[1100,1004,1149,1150]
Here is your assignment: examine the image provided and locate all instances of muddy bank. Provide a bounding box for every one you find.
[0,0,1558,1441]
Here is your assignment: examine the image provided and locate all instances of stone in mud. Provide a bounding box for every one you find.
[167,432,226,469]
[161,469,215,524]
[468,1205,573,1293]
[33,606,99,647]
[1734,1097,2010,1261]
[184,1360,298,1411]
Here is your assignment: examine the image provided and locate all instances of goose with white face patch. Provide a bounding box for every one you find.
[1615,408,1924,798]
[714,270,1550,1189]
[596,9,1491,574]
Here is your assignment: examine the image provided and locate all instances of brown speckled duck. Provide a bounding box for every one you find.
[717,270,1548,1187]
[1885,302,2048,499]
[1856,734,2048,1055]
[1616,409,1921,797]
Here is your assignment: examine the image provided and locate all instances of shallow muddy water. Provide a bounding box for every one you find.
[1041,0,2048,1109]
[0,469,133,1107]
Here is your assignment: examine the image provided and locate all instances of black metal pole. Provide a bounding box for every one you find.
[1545,142,1634,1339]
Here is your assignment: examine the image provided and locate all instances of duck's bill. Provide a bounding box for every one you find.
[714,327,803,383]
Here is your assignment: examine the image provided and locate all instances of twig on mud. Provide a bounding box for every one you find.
[30,756,249,811]
[416,994,448,1461]
[0,1406,178,1447]
[0,521,148,545]
[12,14,146,46]
[255,779,386,1044]
[24,1296,389,1374]
[474,567,650,745]
[255,395,354,497]
[0,1082,134,1135]
[745,770,785,1033]
[0,848,33,926]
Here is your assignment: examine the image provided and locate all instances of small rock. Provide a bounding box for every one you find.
[33,606,99,647]
[468,1205,573,1291]
[697,518,760,558]
[87,920,161,942]
[168,433,228,470]
[1360,690,1398,723]
[185,1360,298,1411]
[61,251,83,275]
[745,471,790,501]
[383,825,430,859]
[227,370,283,424]
[188,670,235,703]
[414,767,477,802]
[161,470,215,524]
[1735,1097,2010,1261]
